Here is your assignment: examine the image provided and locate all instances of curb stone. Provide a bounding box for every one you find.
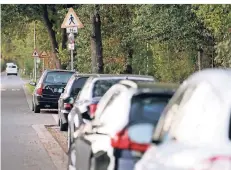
[32,124,68,170]
[22,84,33,110]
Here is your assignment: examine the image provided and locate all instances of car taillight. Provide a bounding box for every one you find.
[192,156,231,170]
[111,129,150,152]
[36,84,43,95]
[64,103,72,110]
[89,104,97,117]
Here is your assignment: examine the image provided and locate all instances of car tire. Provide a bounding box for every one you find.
[32,101,34,111]
[60,118,68,131]
[68,143,77,170]
[90,157,96,170]
[34,103,40,113]
[91,151,110,170]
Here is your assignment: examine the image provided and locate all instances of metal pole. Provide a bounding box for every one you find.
[71,50,74,70]
[43,58,45,71]
[34,21,37,82]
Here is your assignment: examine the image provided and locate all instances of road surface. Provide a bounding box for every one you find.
[1,73,57,170]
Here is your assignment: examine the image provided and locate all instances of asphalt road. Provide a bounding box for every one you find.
[1,73,57,170]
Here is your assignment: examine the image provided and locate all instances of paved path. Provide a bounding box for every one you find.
[1,73,60,170]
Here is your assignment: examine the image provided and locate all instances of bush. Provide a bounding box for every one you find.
[1,59,6,72]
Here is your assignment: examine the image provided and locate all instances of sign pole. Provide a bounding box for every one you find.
[43,58,45,71]
[71,49,74,70]
[61,7,84,71]
[34,21,37,82]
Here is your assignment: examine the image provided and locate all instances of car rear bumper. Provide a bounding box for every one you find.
[35,96,59,109]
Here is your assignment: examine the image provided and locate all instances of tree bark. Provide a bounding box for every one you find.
[91,5,104,73]
[197,46,203,71]
[42,5,61,69]
[61,28,67,50]
[124,49,133,74]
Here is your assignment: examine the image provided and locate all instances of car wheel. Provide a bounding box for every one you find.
[68,143,77,170]
[90,157,96,170]
[60,118,67,131]
[34,103,40,113]
[32,101,34,111]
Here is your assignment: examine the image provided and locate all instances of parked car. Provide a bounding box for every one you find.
[68,80,177,170]
[67,74,155,150]
[135,68,231,170]
[31,69,75,113]
[58,73,95,131]
[6,63,18,76]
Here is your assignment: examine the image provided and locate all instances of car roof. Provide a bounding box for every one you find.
[45,69,75,73]
[120,80,178,91]
[73,73,99,77]
[87,74,154,80]
[136,82,178,95]
[183,68,231,101]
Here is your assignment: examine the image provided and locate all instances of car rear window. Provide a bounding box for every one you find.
[8,65,17,68]
[92,79,122,97]
[129,93,173,125]
[45,71,74,84]
[70,77,88,96]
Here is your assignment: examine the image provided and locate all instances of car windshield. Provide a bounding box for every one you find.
[93,79,122,97]
[70,77,89,96]
[127,93,173,143]
[129,94,172,125]
[8,65,17,68]
[45,71,74,84]
[92,78,154,98]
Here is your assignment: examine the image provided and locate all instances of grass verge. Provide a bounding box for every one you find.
[25,83,35,94]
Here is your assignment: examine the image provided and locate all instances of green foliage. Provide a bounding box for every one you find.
[1,4,231,83]
[25,83,35,94]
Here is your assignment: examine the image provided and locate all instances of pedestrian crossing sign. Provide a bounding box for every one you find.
[32,49,39,57]
[61,8,84,29]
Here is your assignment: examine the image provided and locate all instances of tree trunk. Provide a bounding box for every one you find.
[61,28,67,50]
[124,49,133,74]
[91,5,104,74]
[42,5,61,69]
[91,32,97,73]
[61,28,68,69]
[197,46,203,71]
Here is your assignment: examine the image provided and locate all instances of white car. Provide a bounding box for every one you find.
[6,63,18,76]
[135,68,231,170]
[68,80,176,170]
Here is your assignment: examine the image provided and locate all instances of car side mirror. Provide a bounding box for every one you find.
[29,82,36,86]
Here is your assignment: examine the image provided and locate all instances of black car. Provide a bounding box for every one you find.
[58,73,95,131]
[31,69,75,113]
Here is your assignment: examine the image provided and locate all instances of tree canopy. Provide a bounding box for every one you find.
[1,4,231,82]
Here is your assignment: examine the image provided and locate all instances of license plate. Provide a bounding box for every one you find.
[58,88,63,93]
